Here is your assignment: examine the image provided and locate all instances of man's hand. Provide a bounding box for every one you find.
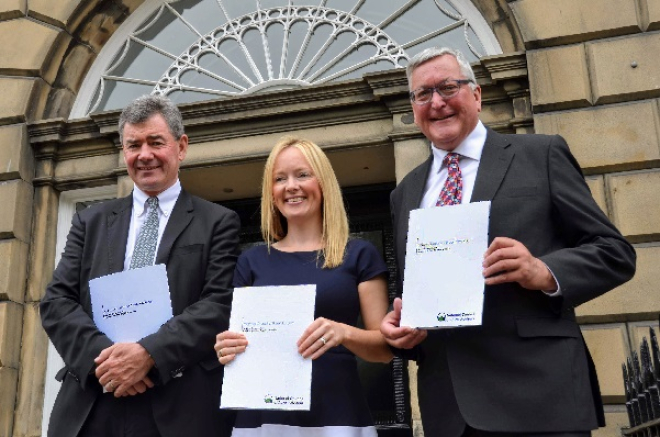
[380,298,427,349]
[95,343,155,398]
[483,237,557,291]
[112,378,154,398]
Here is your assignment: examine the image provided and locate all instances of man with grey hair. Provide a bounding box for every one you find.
[42,95,240,436]
[381,47,636,436]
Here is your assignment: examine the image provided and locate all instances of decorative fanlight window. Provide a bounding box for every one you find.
[71,0,501,117]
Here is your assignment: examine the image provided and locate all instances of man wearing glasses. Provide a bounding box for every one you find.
[381,47,636,437]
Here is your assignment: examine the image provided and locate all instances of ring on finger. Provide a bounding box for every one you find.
[218,349,224,358]
[320,336,327,345]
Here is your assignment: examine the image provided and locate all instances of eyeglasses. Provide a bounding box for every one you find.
[409,79,474,105]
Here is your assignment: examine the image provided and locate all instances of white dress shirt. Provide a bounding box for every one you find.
[124,180,182,271]
[420,121,487,208]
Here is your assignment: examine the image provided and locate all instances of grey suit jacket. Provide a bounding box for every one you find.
[391,129,635,436]
[41,189,240,437]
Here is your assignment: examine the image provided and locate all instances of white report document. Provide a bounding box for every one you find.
[401,201,490,329]
[89,264,173,342]
[221,285,316,411]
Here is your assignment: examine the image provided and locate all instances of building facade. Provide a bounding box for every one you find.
[0,0,659,436]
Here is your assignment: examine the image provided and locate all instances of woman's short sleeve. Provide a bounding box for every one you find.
[232,250,254,287]
[350,239,389,284]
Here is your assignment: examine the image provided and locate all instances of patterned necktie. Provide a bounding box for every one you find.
[130,196,159,269]
[436,153,463,206]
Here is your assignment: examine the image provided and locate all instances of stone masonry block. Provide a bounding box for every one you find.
[608,170,660,239]
[13,303,49,437]
[577,245,660,318]
[0,124,33,183]
[527,45,592,111]
[480,99,515,128]
[77,1,139,54]
[650,0,660,31]
[534,101,660,171]
[54,154,120,181]
[628,320,660,354]
[0,19,61,78]
[0,367,18,436]
[121,0,145,15]
[581,324,628,399]
[0,179,33,243]
[0,0,25,21]
[43,87,77,120]
[28,0,81,29]
[0,77,35,125]
[42,31,73,87]
[0,239,28,302]
[510,0,639,47]
[471,0,524,53]
[0,302,23,368]
[394,139,430,183]
[585,176,607,216]
[587,32,660,105]
[594,409,630,437]
[53,42,95,93]
[118,175,134,199]
[407,361,423,435]
[25,186,58,303]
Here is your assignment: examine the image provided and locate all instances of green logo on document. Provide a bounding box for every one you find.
[437,313,447,322]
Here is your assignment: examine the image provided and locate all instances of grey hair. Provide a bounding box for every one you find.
[118,95,185,143]
[406,47,477,90]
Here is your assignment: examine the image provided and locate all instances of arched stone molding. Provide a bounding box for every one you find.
[4,1,529,125]
[36,0,149,120]
[469,0,525,53]
[20,0,527,123]
[68,0,507,117]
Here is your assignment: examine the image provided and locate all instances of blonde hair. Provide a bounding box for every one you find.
[261,136,349,268]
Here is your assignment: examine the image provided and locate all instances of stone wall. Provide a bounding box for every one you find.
[510,0,660,435]
[0,2,143,436]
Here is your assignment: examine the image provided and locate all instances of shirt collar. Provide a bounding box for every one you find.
[431,120,487,172]
[132,180,182,218]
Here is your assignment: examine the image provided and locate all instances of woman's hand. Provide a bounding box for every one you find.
[214,331,248,365]
[298,275,393,363]
[297,317,347,360]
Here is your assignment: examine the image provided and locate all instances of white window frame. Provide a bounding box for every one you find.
[70,0,502,118]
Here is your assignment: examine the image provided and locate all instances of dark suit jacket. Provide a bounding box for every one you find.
[41,189,240,437]
[391,129,636,436]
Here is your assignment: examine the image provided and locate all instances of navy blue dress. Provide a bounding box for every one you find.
[230,239,388,436]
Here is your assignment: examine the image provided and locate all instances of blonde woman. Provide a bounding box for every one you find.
[215,136,392,436]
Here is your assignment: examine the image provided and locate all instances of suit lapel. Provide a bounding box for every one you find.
[107,196,132,274]
[156,189,193,264]
[471,129,515,202]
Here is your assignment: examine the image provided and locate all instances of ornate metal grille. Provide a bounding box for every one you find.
[75,0,500,116]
